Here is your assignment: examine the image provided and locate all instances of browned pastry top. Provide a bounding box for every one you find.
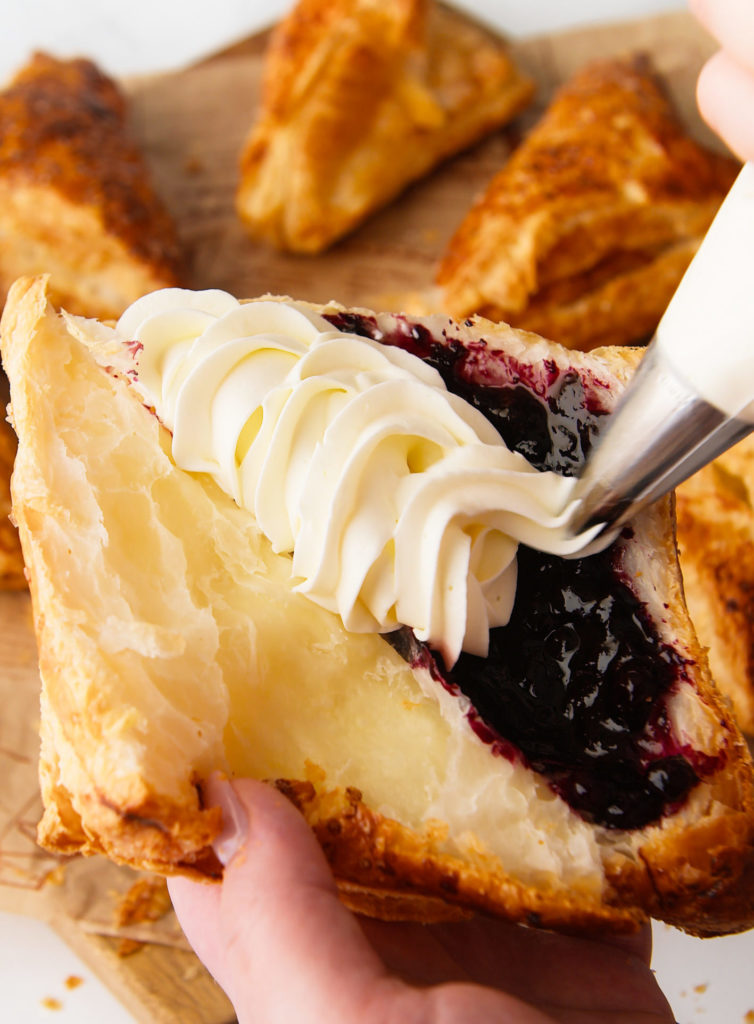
[437,55,739,322]
[455,55,733,220]
[0,53,184,278]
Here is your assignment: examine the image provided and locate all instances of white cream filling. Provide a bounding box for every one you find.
[110,287,606,667]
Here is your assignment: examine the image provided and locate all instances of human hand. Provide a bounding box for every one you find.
[168,776,675,1024]
[691,0,754,161]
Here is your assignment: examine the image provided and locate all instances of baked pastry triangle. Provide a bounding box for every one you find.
[0,53,184,319]
[437,56,739,350]
[4,274,754,937]
[236,0,534,253]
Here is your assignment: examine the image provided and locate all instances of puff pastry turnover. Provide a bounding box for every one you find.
[236,0,534,253]
[0,52,184,320]
[437,56,739,350]
[5,275,754,937]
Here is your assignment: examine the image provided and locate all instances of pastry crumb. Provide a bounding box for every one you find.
[41,996,62,1011]
[115,876,172,928]
[743,1011,754,1022]
[117,937,145,958]
[64,975,83,990]
[43,864,66,886]
[694,982,708,994]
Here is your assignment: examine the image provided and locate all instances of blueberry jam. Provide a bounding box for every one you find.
[325,311,713,830]
[326,311,607,476]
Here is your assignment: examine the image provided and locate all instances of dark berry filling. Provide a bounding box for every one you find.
[326,311,713,830]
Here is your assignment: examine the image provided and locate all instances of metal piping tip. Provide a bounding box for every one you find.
[566,341,754,539]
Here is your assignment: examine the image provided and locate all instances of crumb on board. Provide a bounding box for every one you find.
[115,875,172,928]
[117,937,146,958]
[64,975,83,990]
[743,1011,754,1022]
[43,864,66,886]
[41,996,62,1011]
[694,982,709,994]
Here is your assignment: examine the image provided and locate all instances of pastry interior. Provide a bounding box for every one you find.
[4,276,754,936]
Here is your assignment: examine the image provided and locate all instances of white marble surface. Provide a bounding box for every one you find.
[6,3,754,1024]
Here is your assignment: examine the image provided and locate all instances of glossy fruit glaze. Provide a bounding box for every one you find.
[325,311,716,830]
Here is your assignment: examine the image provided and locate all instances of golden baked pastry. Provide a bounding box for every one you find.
[5,274,754,937]
[676,437,754,736]
[437,56,739,350]
[0,52,184,319]
[236,0,534,253]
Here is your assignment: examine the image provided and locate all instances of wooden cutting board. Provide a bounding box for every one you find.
[0,8,722,1024]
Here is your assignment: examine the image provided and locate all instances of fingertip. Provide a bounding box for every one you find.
[219,776,339,891]
[690,0,754,73]
[202,772,251,866]
[697,51,754,162]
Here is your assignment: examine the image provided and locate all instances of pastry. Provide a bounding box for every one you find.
[4,274,754,937]
[676,437,754,736]
[0,52,184,319]
[437,56,739,350]
[236,0,534,253]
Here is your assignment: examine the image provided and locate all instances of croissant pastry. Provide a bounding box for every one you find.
[437,56,739,350]
[237,0,534,253]
[4,274,754,937]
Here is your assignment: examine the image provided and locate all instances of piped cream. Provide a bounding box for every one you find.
[110,288,607,666]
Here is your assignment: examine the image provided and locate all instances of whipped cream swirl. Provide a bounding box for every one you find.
[117,288,604,667]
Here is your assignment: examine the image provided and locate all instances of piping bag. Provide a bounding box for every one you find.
[567,161,754,539]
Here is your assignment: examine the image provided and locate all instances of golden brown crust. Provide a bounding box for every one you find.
[437,55,738,349]
[513,239,698,351]
[5,276,754,936]
[0,52,185,318]
[273,779,644,933]
[675,438,754,736]
[236,0,534,253]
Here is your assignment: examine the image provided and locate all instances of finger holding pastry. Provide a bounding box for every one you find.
[168,776,675,1024]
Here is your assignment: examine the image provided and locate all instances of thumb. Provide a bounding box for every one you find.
[168,777,398,1024]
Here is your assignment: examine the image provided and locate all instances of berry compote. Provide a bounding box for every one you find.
[326,311,715,830]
